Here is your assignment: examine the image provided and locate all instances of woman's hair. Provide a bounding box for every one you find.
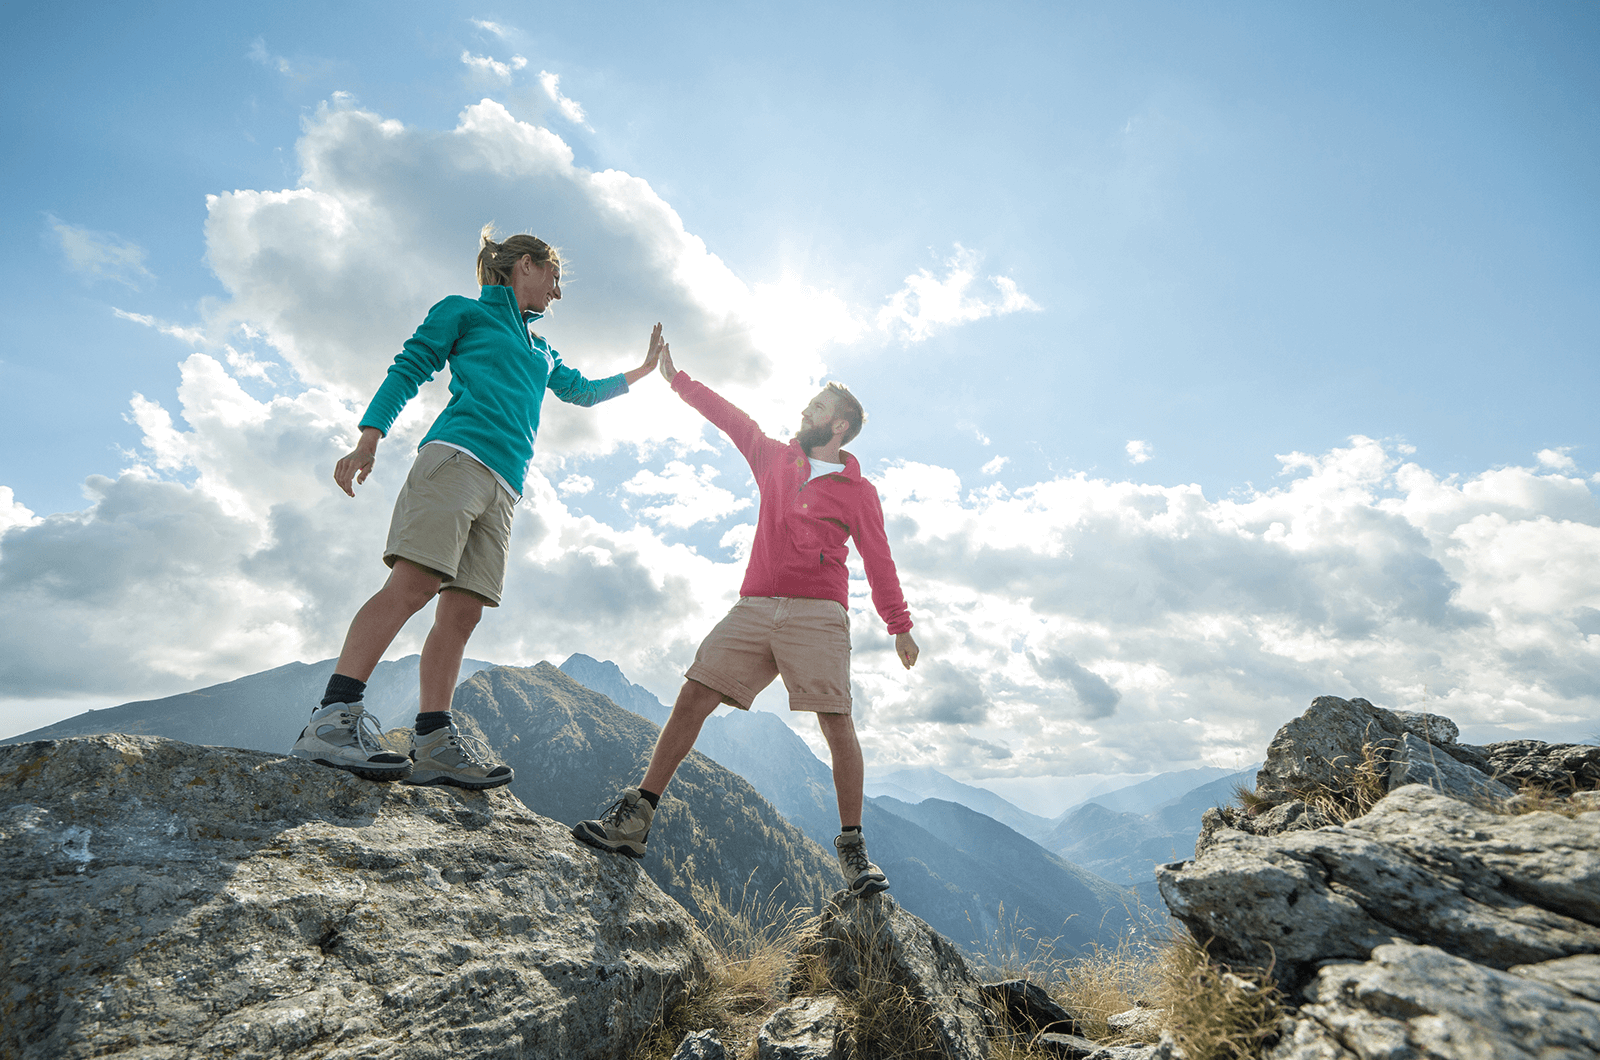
[476,223,562,286]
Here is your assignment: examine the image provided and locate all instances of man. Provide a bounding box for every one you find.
[573,343,919,898]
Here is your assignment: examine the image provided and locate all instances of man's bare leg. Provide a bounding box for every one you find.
[333,560,442,682]
[639,679,725,795]
[816,712,865,827]
[417,589,484,714]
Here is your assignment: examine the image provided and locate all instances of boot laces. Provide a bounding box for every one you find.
[840,837,871,874]
[601,793,642,827]
[341,706,387,756]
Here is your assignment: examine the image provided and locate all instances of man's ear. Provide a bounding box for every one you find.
[833,419,849,439]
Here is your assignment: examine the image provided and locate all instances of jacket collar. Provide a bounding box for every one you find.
[477,284,544,321]
[790,440,862,481]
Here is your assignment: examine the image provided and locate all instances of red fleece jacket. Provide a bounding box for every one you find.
[673,372,913,635]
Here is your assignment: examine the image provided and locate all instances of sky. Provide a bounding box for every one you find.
[2,2,1598,804]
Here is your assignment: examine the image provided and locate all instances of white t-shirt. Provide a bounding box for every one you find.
[809,459,845,481]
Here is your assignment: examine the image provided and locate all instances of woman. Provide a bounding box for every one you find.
[290,225,663,788]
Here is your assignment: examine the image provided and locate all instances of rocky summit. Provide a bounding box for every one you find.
[0,734,710,1060]
[1160,695,1600,1059]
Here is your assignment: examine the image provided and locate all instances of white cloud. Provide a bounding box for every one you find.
[558,474,595,496]
[621,461,752,529]
[1126,439,1152,464]
[48,216,154,289]
[539,71,590,128]
[113,307,205,346]
[462,51,528,80]
[470,19,514,39]
[877,246,1040,342]
[0,487,39,538]
[981,455,1009,475]
[248,38,292,76]
[1538,447,1577,471]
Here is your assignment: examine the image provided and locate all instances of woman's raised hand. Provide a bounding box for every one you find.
[625,323,665,385]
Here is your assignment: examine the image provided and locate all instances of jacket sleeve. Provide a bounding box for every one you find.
[670,371,785,476]
[359,297,463,435]
[851,484,914,635]
[547,347,629,407]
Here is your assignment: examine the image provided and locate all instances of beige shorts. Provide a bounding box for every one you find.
[685,596,852,714]
[383,443,514,606]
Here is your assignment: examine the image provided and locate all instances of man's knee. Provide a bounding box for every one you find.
[435,590,484,638]
[673,679,724,719]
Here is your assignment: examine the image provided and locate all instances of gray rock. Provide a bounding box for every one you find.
[982,978,1079,1035]
[1157,785,1600,988]
[1081,1035,1182,1059]
[1511,954,1600,1004]
[1031,1030,1102,1055]
[1106,1005,1164,1037]
[757,995,846,1060]
[673,1028,728,1060]
[1387,731,1516,802]
[1273,942,1600,1060]
[1253,697,1404,806]
[1480,740,1600,793]
[1387,709,1458,745]
[799,891,995,1058]
[0,734,712,1060]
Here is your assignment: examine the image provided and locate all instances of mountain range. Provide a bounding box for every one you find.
[8,652,1253,956]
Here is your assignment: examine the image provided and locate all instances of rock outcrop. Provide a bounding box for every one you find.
[0,734,711,1060]
[1159,695,1600,1059]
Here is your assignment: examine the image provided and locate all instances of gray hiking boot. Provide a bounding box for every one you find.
[835,831,889,897]
[572,788,654,858]
[404,724,514,789]
[290,701,412,781]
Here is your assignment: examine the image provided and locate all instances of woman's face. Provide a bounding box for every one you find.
[513,256,562,313]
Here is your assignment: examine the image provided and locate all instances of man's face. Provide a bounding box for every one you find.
[797,390,841,452]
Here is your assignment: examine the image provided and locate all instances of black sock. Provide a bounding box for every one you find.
[415,711,452,736]
[841,825,862,836]
[638,788,661,809]
[320,673,367,708]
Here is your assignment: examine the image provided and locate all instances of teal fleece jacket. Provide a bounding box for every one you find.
[358,285,628,494]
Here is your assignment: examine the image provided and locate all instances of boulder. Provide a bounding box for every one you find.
[1479,740,1600,793]
[1253,697,1467,807]
[1157,785,1600,989]
[982,978,1079,1036]
[1386,731,1516,802]
[1268,942,1600,1060]
[756,995,846,1060]
[672,1028,728,1059]
[0,734,712,1060]
[1195,801,1335,856]
[798,891,995,1059]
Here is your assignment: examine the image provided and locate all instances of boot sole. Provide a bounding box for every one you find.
[404,771,514,791]
[849,877,890,898]
[294,752,412,782]
[572,822,646,858]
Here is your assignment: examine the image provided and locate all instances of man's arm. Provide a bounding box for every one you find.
[658,343,782,472]
[851,484,918,667]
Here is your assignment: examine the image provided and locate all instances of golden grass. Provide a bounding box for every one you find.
[1153,938,1283,1060]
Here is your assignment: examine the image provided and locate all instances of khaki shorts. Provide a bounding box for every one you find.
[685,597,852,714]
[383,444,514,606]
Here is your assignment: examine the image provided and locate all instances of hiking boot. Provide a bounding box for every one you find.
[572,788,654,858]
[405,724,514,790]
[835,831,889,897]
[291,701,412,781]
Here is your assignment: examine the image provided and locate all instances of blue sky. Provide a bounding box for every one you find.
[2,2,1597,795]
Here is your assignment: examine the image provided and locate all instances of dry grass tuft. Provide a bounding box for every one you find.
[1488,784,1594,820]
[1153,938,1283,1060]
[629,877,813,1060]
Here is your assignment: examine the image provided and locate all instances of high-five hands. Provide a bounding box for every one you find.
[658,338,677,383]
[624,324,665,386]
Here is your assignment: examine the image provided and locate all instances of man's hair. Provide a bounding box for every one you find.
[826,382,865,445]
[476,223,562,286]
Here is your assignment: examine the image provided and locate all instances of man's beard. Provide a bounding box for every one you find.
[796,422,835,453]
